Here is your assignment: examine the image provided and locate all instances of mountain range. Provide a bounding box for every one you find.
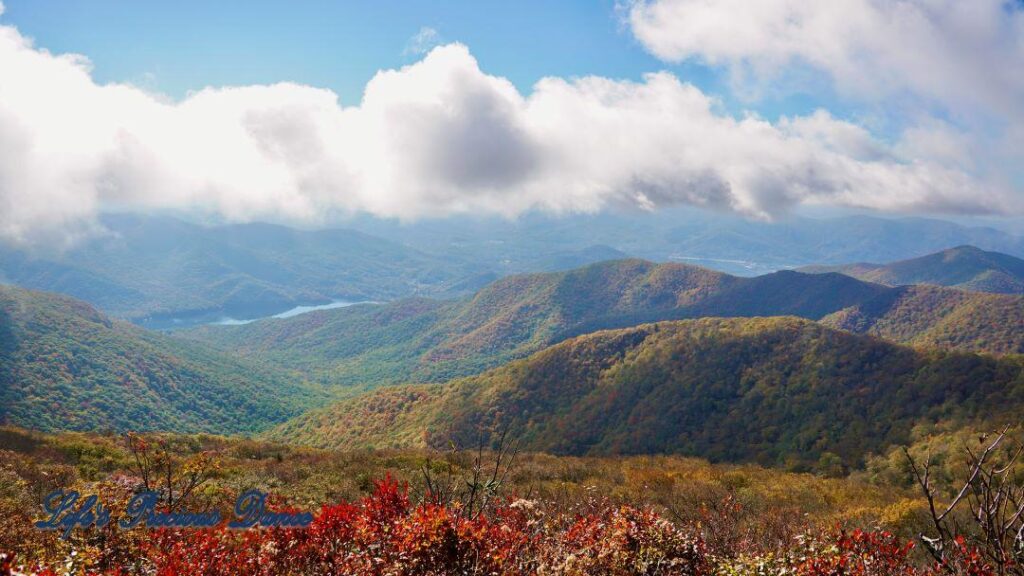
[184,258,1024,391]
[0,214,485,328]
[264,317,1024,470]
[2,212,1022,330]
[349,210,1024,276]
[4,237,1024,470]
[800,245,1024,294]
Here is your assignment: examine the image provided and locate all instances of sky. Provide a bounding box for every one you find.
[1,1,746,108]
[0,0,1022,246]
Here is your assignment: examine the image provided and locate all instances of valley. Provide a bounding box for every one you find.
[182,257,1024,391]
[4,6,1024,571]
[3,231,1024,575]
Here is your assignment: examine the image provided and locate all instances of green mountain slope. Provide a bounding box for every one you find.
[183,260,882,387]
[185,259,1022,389]
[0,285,326,433]
[800,245,1024,294]
[266,317,1024,470]
[819,285,1024,355]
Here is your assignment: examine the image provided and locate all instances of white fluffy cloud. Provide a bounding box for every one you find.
[627,0,1024,118]
[0,12,1014,245]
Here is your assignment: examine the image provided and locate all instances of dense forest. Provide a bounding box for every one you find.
[186,259,1024,391]
[266,317,1024,470]
[0,286,326,433]
[3,253,1024,574]
[820,284,1024,354]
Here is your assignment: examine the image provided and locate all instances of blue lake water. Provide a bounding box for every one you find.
[212,300,372,326]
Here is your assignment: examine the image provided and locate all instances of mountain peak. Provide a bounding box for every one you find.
[801,245,1024,295]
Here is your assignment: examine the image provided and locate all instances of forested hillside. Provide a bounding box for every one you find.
[820,285,1024,355]
[187,259,1024,390]
[0,285,325,433]
[801,245,1024,294]
[266,317,1024,470]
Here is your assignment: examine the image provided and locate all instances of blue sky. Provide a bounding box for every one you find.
[2,0,820,119]
[3,1,668,99]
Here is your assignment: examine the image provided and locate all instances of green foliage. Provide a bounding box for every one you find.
[186,259,1024,394]
[820,285,1024,355]
[0,286,327,434]
[268,318,1024,471]
[184,259,740,388]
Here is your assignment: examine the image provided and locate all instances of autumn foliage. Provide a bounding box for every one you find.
[2,474,1005,576]
[143,474,712,575]
[2,474,709,575]
[1,427,1017,575]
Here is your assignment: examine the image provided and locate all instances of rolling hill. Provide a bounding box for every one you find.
[185,259,1024,390]
[0,285,326,433]
[800,245,1024,294]
[819,284,1024,355]
[264,317,1024,470]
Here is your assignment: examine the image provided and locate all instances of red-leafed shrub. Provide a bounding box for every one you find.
[794,529,919,576]
[4,476,1001,576]
[131,474,708,576]
[555,505,708,575]
[929,536,994,576]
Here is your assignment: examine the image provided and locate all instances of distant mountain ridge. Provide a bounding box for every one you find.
[800,245,1024,294]
[3,212,1022,326]
[349,210,1024,276]
[264,317,1024,469]
[185,258,1024,391]
[0,214,486,327]
[0,285,325,433]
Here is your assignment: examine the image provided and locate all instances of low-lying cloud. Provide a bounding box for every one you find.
[0,7,1015,246]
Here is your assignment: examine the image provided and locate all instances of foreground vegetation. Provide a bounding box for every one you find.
[3,426,1024,574]
[0,426,919,574]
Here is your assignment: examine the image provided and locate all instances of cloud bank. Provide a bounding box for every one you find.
[627,0,1024,196]
[0,9,1015,246]
[627,0,1024,117]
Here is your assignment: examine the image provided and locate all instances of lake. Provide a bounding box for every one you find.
[211,300,373,326]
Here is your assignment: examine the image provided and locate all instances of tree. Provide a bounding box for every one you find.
[904,427,1024,575]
